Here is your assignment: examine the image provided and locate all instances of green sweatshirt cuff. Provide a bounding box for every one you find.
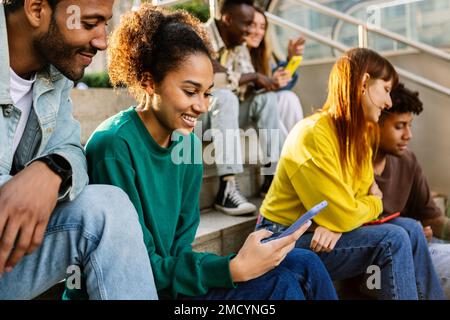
[202,254,237,290]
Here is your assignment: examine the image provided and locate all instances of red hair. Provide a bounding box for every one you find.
[323,48,398,178]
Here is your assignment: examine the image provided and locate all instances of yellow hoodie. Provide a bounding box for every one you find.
[260,112,382,232]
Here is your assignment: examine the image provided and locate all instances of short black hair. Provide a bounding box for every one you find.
[390,83,423,115]
[3,0,59,15]
[220,0,254,14]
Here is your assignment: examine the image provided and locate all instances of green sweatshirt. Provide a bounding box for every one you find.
[85,107,236,299]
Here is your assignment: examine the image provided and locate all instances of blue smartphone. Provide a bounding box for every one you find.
[263,200,328,243]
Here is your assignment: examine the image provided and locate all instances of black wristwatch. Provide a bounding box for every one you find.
[36,154,72,185]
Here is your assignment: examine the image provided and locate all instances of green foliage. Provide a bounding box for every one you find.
[79,72,112,88]
[173,0,210,22]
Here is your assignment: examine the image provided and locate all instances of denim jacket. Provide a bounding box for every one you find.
[0,4,88,201]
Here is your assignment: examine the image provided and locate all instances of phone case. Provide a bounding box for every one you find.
[262,200,328,243]
[284,55,303,77]
[363,212,401,226]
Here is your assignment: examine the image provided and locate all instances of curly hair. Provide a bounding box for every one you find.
[107,4,214,100]
[388,82,423,115]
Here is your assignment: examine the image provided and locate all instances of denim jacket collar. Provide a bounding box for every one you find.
[0,4,13,105]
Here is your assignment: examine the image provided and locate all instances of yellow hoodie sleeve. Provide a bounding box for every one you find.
[290,155,382,233]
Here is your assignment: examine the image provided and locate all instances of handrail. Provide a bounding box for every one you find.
[266,12,450,97]
[330,0,420,49]
[290,0,450,62]
[151,0,450,97]
[265,13,348,52]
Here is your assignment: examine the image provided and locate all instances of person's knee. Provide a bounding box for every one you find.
[279,90,300,104]
[258,91,278,109]
[283,249,325,274]
[382,224,412,252]
[265,266,301,289]
[71,185,141,236]
[395,217,424,240]
[213,89,239,114]
[285,248,320,265]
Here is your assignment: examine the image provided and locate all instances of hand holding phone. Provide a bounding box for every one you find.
[284,55,303,77]
[272,68,292,88]
[262,201,328,243]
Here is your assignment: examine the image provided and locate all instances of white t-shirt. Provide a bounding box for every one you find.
[9,68,36,154]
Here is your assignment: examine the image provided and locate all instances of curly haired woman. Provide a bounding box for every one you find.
[82,4,338,300]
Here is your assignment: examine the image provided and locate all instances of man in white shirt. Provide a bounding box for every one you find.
[0,0,157,300]
[9,67,36,153]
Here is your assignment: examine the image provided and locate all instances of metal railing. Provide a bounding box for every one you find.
[290,0,450,62]
[266,0,450,97]
[151,0,450,96]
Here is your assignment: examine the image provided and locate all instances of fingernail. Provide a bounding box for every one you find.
[5,267,12,273]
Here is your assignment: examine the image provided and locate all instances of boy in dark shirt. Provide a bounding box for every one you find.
[374,83,450,298]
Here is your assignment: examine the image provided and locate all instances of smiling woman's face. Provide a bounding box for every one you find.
[245,11,266,48]
[148,53,214,136]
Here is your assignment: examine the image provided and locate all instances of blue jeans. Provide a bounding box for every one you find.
[0,185,158,300]
[256,216,444,300]
[189,248,338,300]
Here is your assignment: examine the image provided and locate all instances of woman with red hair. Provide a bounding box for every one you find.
[256,48,444,299]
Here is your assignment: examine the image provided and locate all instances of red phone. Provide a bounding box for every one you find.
[363,212,401,226]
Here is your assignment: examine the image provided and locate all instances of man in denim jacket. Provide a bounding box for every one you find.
[0,0,157,299]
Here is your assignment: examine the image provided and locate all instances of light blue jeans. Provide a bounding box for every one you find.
[198,89,244,176]
[197,89,281,176]
[238,91,282,173]
[0,185,158,300]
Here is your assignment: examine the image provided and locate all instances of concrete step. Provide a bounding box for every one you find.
[193,198,263,256]
[71,88,137,145]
